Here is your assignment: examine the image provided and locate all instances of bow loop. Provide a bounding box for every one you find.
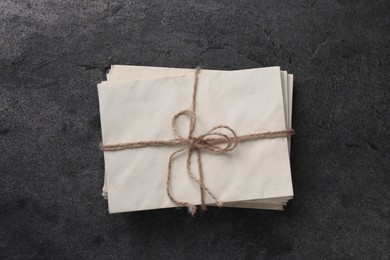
[199,125,238,152]
[171,110,196,139]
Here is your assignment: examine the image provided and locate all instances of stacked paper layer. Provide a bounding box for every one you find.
[98,65,294,213]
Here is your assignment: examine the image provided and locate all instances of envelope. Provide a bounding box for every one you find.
[101,65,294,210]
[98,66,293,213]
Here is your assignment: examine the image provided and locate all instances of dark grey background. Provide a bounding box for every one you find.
[1,0,389,259]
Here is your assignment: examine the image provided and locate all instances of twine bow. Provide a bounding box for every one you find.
[100,67,294,215]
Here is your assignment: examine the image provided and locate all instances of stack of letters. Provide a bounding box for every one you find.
[98,65,294,214]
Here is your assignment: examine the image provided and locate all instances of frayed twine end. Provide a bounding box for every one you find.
[215,200,223,208]
[185,203,197,216]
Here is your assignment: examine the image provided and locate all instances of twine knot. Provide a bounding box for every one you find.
[168,105,238,214]
[172,109,238,154]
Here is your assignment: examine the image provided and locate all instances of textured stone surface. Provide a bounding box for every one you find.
[1,0,389,259]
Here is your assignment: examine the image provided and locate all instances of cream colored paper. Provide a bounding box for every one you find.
[98,67,293,213]
[102,66,294,209]
[103,66,294,210]
[102,65,294,210]
[106,65,292,135]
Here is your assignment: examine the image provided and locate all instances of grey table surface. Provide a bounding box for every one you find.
[1,0,389,259]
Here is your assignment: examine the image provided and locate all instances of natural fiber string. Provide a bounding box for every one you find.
[100,67,294,215]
